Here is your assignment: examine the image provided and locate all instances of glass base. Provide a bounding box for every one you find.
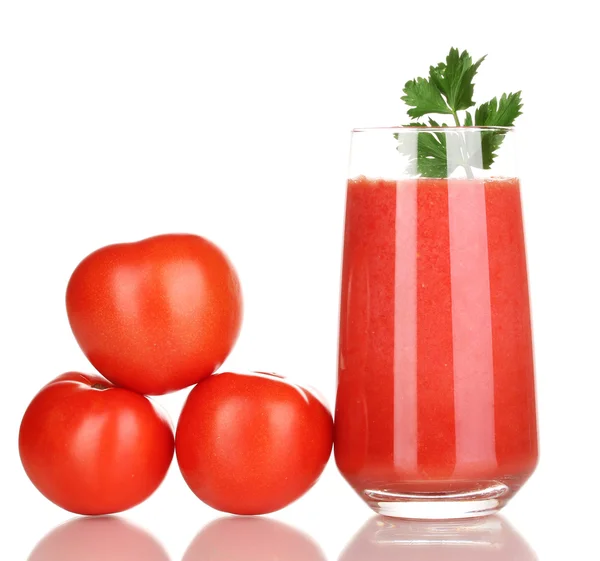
[364,482,511,520]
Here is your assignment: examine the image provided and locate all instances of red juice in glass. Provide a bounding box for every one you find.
[335,128,538,519]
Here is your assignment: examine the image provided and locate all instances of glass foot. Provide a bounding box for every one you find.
[363,482,511,519]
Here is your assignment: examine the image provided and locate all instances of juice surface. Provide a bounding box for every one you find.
[335,177,538,494]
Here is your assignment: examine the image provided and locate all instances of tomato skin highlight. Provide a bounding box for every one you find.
[19,372,174,515]
[175,371,334,515]
[66,233,243,395]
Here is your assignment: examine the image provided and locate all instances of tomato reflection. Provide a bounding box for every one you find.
[27,516,169,561]
[183,516,326,561]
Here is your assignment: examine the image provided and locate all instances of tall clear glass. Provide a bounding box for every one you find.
[335,127,538,519]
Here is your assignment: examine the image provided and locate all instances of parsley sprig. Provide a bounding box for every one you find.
[396,48,523,178]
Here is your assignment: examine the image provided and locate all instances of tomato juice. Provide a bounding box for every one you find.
[335,177,538,506]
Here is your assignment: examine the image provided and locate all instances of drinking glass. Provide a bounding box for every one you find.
[335,127,538,519]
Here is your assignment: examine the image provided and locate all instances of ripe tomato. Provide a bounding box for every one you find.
[183,516,326,561]
[66,234,242,395]
[176,371,333,515]
[28,516,169,561]
[19,372,174,515]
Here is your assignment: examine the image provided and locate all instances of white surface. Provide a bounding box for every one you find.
[0,1,598,559]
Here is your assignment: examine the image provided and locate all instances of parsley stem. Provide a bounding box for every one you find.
[451,110,475,179]
[460,146,474,179]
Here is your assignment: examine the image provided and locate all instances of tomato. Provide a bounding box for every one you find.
[183,516,326,561]
[176,371,333,515]
[28,516,169,561]
[66,233,242,395]
[19,372,174,515]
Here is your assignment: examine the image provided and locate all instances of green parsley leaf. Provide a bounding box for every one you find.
[401,77,452,119]
[429,49,486,113]
[396,49,523,177]
[395,120,451,178]
[474,92,523,168]
[475,92,523,128]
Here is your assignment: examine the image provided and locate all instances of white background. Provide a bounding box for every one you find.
[1,1,598,559]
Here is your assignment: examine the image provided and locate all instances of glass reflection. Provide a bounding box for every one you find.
[27,516,169,561]
[183,516,326,561]
[339,515,537,561]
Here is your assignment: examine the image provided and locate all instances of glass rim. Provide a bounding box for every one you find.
[352,125,514,133]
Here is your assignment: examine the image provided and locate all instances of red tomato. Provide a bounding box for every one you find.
[66,234,242,395]
[28,516,169,561]
[183,516,326,561]
[176,371,333,515]
[19,372,174,515]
